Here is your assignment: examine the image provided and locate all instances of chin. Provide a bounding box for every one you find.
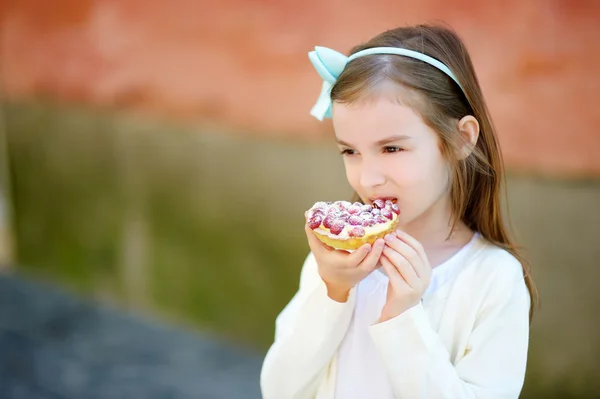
[394,213,413,231]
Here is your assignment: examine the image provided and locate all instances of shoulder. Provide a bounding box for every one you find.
[460,237,530,302]
[467,237,525,281]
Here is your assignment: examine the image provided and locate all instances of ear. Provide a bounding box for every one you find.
[456,115,479,159]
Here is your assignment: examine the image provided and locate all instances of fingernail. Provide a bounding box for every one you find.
[384,234,393,242]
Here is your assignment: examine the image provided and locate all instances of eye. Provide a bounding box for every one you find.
[340,148,356,156]
[384,146,404,153]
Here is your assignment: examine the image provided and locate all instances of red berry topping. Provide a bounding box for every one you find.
[337,213,350,221]
[329,219,345,235]
[381,208,394,220]
[348,215,363,226]
[347,205,361,215]
[349,226,365,237]
[309,208,325,218]
[371,208,381,216]
[391,203,400,214]
[363,218,376,227]
[360,204,373,213]
[308,215,323,229]
[359,212,373,220]
[323,214,336,228]
[376,216,388,224]
[373,199,385,209]
[336,201,351,210]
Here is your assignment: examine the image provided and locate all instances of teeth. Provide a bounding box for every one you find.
[371,198,397,203]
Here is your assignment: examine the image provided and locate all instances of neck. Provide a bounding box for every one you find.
[401,194,472,254]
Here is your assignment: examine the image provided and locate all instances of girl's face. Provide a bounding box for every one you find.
[332,94,452,231]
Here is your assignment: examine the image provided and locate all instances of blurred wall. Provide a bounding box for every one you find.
[1,0,599,177]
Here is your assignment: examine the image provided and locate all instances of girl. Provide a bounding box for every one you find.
[260,24,537,399]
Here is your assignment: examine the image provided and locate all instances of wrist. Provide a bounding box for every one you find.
[378,301,419,323]
[324,282,352,303]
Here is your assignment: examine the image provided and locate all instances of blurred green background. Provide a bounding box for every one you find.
[1,1,599,398]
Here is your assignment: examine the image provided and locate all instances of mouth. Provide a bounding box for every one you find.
[367,196,397,204]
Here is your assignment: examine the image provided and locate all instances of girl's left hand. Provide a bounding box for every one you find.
[378,230,432,323]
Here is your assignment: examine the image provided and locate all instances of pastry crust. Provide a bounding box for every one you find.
[312,217,399,250]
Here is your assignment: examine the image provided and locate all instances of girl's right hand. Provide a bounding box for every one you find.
[304,224,386,302]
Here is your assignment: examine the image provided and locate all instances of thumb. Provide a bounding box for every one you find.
[305,223,334,254]
[344,243,372,266]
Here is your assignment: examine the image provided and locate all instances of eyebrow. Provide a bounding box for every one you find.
[336,135,413,147]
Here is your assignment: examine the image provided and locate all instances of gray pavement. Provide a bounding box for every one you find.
[0,272,263,399]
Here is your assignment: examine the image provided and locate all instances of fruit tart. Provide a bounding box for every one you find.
[305,199,399,250]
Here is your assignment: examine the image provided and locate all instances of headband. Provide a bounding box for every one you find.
[308,46,464,121]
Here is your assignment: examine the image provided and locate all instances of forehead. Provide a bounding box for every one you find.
[332,92,431,144]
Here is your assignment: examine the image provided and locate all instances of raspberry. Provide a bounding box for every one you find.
[381,208,394,220]
[349,226,365,237]
[371,208,381,216]
[347,205,361,215]
[329,219,345,235]
[363,218,376,227]
[336,201,351,210]
[323,214,336,228]
[337,213,350,221]
[385,199,395,208]
[308,215,323,229]
[309,208,325,218]
[391,203,400,214]
[359,212,373,219]
[376,216,388,224]
[373,199,385,209]
[360,204,373,213]
[348,215,363,226]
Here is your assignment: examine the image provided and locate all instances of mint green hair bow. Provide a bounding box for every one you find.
[308,46,464,121]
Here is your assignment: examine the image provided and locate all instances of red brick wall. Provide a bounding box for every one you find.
[1,0,599,176]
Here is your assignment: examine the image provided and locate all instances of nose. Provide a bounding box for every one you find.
[359,157,386,189]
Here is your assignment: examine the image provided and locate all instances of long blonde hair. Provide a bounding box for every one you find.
[331,24,538,320]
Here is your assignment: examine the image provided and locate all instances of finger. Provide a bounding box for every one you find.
[346,243,373,266]
[384,233,422,277]
[304,224,334,254]
[355,238,385,272]
[394,229,427,260]
[380,254,406,289]
[305,224,371,268]
[382,245,419,287]
[394,230,431,278]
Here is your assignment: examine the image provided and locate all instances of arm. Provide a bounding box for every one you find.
[260,252,357,399]
[369,260,531,399]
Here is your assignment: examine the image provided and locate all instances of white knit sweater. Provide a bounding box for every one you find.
[260,235,531,399]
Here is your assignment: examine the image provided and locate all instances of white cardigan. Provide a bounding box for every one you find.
[260,236,531,399]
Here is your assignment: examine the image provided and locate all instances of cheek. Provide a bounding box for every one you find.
[343,159,362,188]
[389,152,450,193]
[386,153,432,185]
